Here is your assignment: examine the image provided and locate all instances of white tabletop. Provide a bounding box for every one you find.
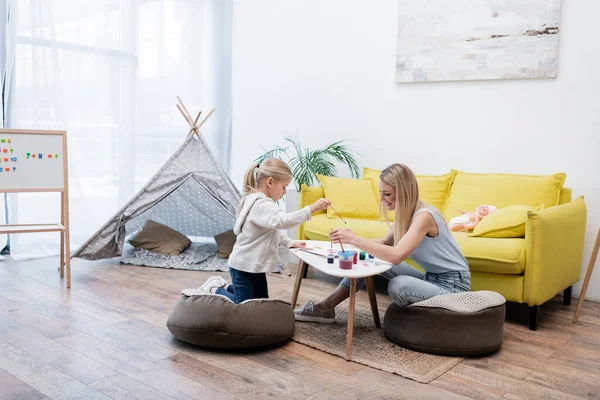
[290,240,392,278]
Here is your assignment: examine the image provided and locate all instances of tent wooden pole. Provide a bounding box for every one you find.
[190,110,203,137]
[177,96,194,125]
[176,104,194,127]
[192,110,202,126]
[182,110,202,139]
[197,108,215,129]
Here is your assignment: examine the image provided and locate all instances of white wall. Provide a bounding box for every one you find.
[231,0,600,301]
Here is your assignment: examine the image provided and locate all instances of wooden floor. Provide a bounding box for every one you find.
[0,257,599,400]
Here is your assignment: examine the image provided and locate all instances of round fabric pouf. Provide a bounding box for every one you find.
[167,293,295,349]
[383,291,506,356]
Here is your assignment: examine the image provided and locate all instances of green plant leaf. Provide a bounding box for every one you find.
[254,134,360,191]
[253,144,289,163]
[319,141,361,178]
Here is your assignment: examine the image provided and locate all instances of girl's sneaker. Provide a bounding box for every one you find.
[200,276,228,294]
[294,301,335,324]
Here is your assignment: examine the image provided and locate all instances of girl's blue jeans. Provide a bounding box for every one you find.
[216,267,268,304]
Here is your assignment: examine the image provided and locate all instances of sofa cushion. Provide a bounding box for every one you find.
[303,215,389,241]
[303,216,525,275]
[442,170,566,220]
[317,175,379,219]
[453,232,525,275]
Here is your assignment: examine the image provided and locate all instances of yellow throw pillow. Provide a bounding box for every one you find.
[362,167,455,220]
[362,167,394,220]
[362,167,383,200]
[317,175,379,219]
[414,171,456,210]
[442,170,566,220]
[470,205,544,238]
[299,184,326,216]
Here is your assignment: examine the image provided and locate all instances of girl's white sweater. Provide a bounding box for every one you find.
[228,192,312,273]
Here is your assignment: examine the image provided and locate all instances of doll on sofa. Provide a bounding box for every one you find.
[449,205,498,232]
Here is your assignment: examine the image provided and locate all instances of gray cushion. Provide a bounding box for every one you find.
[383,291,506,356]
[166,293,295,349]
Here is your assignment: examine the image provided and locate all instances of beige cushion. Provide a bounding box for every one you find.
[410,290,506,313]
[214,229,236,259]
[129,220,191,256]
[166,293,295,349]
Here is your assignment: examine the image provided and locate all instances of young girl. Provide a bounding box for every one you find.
[200,158,330,303]
[294,163,470,323]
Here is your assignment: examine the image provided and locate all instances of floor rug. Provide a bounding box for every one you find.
[292,305,463,383]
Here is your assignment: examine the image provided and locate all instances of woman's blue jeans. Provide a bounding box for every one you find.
[339,262,470,307]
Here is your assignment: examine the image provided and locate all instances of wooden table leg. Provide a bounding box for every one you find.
[291,261,307,308]
[365,276,381,328]
[346,278,357,361]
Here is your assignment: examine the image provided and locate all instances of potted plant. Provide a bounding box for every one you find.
[255,134,360,241]
[254,134,361,192]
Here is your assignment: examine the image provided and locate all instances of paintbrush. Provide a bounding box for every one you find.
[329,204,347,224]
[330,229,333,250]
[329,230,345,251]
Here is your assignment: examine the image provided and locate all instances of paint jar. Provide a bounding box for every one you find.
[359,251,366,260]
[351,250,358,264]
[338,251,354,270]
[327,253,335,264]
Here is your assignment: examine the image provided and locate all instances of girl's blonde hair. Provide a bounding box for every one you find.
[242,157,293,195]
[380,163,429,245]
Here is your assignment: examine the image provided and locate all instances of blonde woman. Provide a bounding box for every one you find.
[201,158,330,303]
[294,164,470,323]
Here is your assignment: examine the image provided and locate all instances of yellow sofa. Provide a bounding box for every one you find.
[297,169,587,330]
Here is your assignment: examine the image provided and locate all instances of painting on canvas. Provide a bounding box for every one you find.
[396,0,562,83]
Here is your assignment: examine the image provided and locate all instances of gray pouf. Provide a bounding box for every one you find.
[167,292,295,349]
[383,291,506,356]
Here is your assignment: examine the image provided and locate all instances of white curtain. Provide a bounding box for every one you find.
[1,0,15,255]
[4,0,232,260]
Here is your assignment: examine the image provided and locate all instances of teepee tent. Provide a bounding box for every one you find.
[72,99,241,260]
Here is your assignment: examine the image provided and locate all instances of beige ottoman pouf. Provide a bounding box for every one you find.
[383,291,506,356]
[167,291,295,349]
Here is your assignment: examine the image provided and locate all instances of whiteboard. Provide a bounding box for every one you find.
[0,130,66,191]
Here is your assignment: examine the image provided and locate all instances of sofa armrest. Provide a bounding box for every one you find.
[297,185,325,240]
[524,196,587,306]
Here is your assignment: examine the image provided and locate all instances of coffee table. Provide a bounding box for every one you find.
[289,240,392,361]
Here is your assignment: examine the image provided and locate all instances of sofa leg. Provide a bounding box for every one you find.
[563,286,572,306]
[529,306,539,331]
